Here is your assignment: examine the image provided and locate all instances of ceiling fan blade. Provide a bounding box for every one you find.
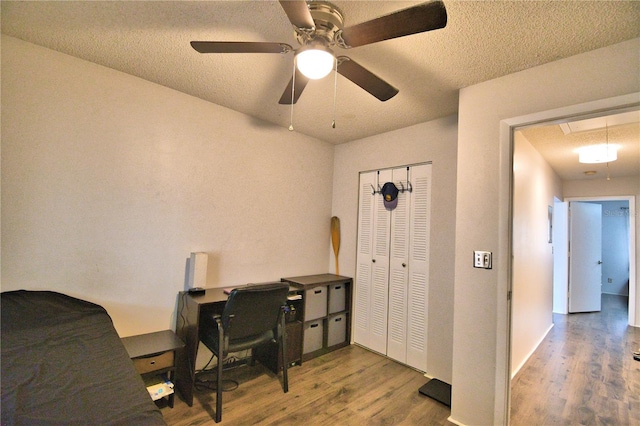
[191,41,292,54]
[279,69,310,105]
[337,57,398,102]
[339,0,447,48]
[279,0,315,30]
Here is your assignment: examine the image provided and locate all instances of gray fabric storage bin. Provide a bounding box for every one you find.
[304,286,327,321]
[328,283,346,314]
[303,319,323,354]
[327,314,346,347]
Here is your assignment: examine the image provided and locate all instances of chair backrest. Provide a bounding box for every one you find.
[222,282,289,341]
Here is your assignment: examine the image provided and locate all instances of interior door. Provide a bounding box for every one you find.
[353,171,375,348]
[354,164,431,371]
[386,167,411,363]
[369,169,392,354]
[552,200,569,314]
[405,164,431,371]
[354,169,391,354]
[568,201,603,313]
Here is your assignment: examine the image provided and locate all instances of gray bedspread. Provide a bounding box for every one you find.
[1,290,166,425]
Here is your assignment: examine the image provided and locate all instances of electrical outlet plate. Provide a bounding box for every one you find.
[474,251,492,269]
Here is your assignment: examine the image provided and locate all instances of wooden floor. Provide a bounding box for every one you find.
[510,294,640,425]
[161,294,639,425]
[161,345,452,425]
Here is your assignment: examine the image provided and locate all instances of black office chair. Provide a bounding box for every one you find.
[199,282,290,423]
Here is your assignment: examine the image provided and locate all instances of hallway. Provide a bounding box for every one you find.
[510,294,640,424]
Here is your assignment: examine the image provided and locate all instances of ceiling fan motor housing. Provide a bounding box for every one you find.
[295,1,345,48]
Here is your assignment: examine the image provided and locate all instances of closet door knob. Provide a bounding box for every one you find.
[402,263,406,268]
[372,259,376,263]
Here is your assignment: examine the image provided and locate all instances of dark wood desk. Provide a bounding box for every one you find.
[174,288,227,407]
[174,285,304,406]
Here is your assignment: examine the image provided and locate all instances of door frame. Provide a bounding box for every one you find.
[564,195,636,324]
[501,92,640,425]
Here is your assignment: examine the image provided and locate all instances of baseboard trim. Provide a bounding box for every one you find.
[510,322,554,379]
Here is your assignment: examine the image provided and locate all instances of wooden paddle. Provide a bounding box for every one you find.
[331,216,341,276]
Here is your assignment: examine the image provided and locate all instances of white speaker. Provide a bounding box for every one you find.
[187,252,208,290]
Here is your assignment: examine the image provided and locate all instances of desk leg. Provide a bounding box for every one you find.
[175,293,199,406]
[168,369,175,408]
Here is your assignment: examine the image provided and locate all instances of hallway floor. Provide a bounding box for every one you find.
[510,294,640,425]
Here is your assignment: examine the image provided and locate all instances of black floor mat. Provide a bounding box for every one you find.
[418,378,452,407]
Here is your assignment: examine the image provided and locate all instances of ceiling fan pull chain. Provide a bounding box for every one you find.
[289,58,296,131]
[332,56,338,129]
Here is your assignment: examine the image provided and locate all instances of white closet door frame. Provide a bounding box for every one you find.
[386,167,411,363]
[406,164,431,371]
[354,163,432,372]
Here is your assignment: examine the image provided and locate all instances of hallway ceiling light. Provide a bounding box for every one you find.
[576,143,620,163]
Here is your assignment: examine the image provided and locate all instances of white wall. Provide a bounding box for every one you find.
[564,176,638,197]
[452,38,639,426]
[510,132,562,378]
[1,36,334,337]
[331,115,458,383]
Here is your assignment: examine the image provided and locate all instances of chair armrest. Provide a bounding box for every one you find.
[214,316,228,356]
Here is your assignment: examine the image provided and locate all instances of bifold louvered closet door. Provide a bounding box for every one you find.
[353,163,431,372]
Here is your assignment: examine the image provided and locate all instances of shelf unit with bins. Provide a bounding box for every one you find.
[282,274,352,362]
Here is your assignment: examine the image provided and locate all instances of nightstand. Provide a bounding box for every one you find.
[121,330,184,408]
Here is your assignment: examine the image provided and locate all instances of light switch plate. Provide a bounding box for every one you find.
[474,251,492,269]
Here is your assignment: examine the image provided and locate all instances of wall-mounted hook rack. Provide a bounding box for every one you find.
[406,181,413,193]
[398,181,413,194]
[368,168,414,196]
[370,180,412,196]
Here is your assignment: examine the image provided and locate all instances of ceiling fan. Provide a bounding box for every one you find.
[191,0,447,105]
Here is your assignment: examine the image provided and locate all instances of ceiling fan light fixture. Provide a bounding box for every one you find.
[576,144,620,164]
[296,45,334,80]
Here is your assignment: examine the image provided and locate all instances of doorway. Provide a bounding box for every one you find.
[554,197,633,316]
[508,103,639,423]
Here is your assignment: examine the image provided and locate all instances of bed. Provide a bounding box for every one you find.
[1,290,166,425]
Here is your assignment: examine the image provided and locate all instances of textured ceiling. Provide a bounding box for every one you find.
[520,110,640,181]
[2,1,639,180]
[2,0,639,147]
